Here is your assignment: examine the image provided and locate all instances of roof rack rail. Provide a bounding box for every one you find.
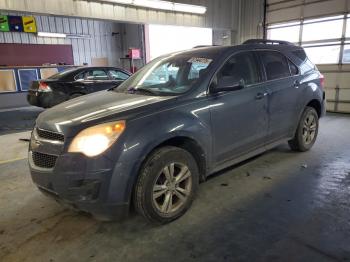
[243,39,295,46]
[193,45,220,48]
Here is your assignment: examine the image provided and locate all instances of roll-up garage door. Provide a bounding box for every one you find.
[266,0,350,113]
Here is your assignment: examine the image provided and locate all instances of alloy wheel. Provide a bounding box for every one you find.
[302,112,317,145]
[152,162,192,214]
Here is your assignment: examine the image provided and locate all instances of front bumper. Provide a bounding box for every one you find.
[28,129,132,220]
[29,153,130,220]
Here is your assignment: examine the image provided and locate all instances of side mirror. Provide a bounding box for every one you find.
[211,76,245,93]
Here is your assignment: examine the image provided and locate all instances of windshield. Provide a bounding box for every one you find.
[115,53,214,96]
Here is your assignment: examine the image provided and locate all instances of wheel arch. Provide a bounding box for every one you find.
[306,99,322,118]
[151,136,207,182]
[126,135,208,210]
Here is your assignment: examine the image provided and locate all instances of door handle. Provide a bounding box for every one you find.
[255,92,268,100]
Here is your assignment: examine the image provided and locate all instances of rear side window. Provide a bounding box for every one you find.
[260,51,290,80]
[292,49,315,74]
[288,60,299,75]
[217,52,259,85]
[109,70,129,80]
[85,70,109,80]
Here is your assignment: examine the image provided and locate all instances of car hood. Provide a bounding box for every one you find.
[36,91,171,134]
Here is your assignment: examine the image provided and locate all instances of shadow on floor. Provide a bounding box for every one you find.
[0,107,44,135]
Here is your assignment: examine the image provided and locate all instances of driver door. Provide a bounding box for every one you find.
[209,51,269,165]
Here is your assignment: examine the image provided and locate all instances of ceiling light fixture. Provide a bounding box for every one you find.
[134,0,173,11]
[173,3,206,14]
[66,34,91,39]
[37,32,67,38]
[99,0,133,4]
[92,0,207,14]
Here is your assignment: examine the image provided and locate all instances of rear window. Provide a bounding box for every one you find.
[47,68,77,80]
[260,51,290,80]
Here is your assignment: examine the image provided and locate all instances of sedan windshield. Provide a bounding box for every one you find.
[115,53,214,96]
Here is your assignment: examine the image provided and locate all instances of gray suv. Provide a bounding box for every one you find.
[29,39,326,224]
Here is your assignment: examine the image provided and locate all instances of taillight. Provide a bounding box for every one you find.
[320,74,325,90]
[38,81,51,92]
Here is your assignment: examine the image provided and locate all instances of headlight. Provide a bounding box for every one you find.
[68,120,126,157]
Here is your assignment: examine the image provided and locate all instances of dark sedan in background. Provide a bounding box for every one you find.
[27,67,131,108]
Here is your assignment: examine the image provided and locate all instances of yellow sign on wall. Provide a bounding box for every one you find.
[22,16,37,33]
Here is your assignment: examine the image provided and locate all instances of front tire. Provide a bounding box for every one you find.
[288,106,319,152]
[133,146,199,224]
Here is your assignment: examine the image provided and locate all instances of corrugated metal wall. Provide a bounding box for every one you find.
[0,0,266,110]
[0,11,130,66]
[0,0,238,30]
[0,0,266,47]
[266,0,350,113]
[239,0,265,43]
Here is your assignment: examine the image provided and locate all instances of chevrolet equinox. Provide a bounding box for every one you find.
[29,39,326,224]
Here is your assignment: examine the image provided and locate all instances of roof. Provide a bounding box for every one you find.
[184,39,302,56]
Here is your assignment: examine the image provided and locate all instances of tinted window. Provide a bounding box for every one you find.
[85,70,109,80]
[47,68,78,80]
[75,71,85,81]
[260,51,290,80]
[289,60,299,75]
[217,52,259,86]
[109,70,129,80]
[292,49,315,74]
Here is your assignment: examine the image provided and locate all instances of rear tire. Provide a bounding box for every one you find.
[288,106,319,152]
[133,146,199,224]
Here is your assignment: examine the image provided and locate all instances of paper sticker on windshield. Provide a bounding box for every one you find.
[188,57,212,65]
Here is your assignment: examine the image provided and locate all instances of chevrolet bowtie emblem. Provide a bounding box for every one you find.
[31,139,42,149]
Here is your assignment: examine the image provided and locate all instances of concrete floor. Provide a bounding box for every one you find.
[0,107,43,135]
[0,113,350,262]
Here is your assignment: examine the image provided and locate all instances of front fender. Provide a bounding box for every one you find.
[107,101,212,203]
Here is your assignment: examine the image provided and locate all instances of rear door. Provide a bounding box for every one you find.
[257,50,301,143]
[209,51,269,164]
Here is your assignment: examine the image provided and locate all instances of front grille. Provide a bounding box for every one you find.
[32,151,58,169]
[37,128,64,142]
